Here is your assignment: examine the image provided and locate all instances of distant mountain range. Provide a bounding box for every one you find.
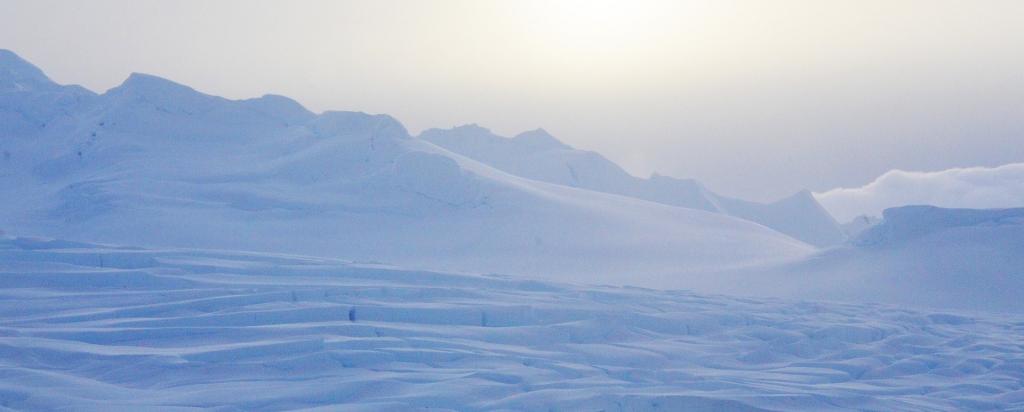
[3,48,1023,312]
[0,49,813,284]
[422,124,847,247]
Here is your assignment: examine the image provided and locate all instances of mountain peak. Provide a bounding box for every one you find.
[240,94,315,125]
[512,128,569,149]
[0,49,57,92]
[452,123,491,133]
[312,111,410,140]
[114,72,199,94]
[103,72,224,110]
[418,124,492,140]
[785,189,816,202]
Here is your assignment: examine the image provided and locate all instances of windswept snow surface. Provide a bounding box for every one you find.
[0,50,812,285]
[2,238,1023,411]
[726,206,1024,313]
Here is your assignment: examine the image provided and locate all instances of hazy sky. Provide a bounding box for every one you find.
[2,0,1022,200]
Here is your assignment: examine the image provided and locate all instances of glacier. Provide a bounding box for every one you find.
[2,48,1024,411]
[720,205,1024,313]
[1,237,1022,411]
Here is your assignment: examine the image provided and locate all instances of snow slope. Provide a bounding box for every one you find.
[840,214,882,238]
[725,206,1024,313]
[421,124,846,247]
[0,50,98,140]
[1,237,1022,411]
[712,190,847,248]
[0,50,811,285]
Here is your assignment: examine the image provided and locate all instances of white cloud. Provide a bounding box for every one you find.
[815,163,1024,222]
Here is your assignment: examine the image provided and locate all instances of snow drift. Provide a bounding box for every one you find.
[1,237,1021,411]
[727,205,1024,313]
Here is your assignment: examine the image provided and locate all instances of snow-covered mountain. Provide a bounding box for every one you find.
[421,124,847,247]
[726,205,1024,312]
[0,50,812,284]
[840,214,882,238]
[0,50,98,139]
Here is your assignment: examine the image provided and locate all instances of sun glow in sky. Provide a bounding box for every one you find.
[516,1,681,59]
[2,0,1023,200]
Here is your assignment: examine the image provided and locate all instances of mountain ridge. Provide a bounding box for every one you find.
[421,124,847,247]
[0,49,812,285]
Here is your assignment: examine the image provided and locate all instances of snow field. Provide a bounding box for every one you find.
[1,238,1022,411]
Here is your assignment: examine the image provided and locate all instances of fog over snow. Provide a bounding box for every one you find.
[816,163,1024,222]
[2,1,1024,410]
